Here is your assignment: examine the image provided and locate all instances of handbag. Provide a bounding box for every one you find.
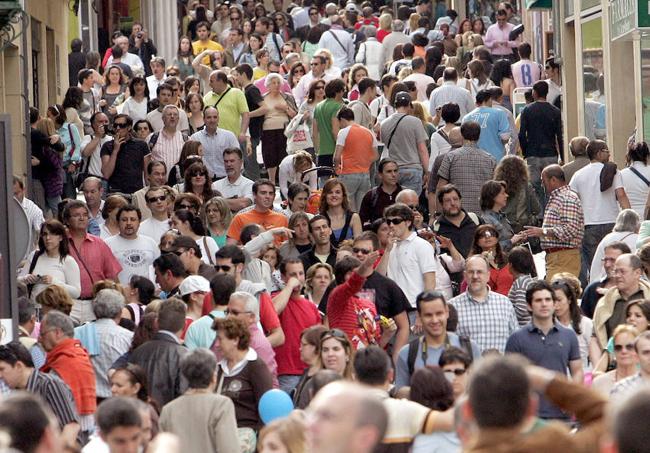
[285,112,313,153]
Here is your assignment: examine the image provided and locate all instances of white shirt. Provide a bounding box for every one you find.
[403,73,436,102]
[387,231,439,308]
[569,162,624,225]
[278,154,317,199]
[138,217,170,243]
[105,234,160,285]
[620,161,650,218]
[80,135,113,177]
[212,174,254,201]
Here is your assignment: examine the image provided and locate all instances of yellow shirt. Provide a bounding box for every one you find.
[192,39,224,65]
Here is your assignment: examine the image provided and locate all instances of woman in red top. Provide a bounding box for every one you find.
[466,225,514,296]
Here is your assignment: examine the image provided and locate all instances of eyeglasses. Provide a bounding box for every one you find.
[114,122,130,129]
[614,343,635,352]
[385,217,405,225]
[320,328,348,341]
[352,247,371,255]
[147,195,167,203]
[215,264,232,272]
[224,308,252,316]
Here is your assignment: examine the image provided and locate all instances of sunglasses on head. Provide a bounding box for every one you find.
[385,217,405,225]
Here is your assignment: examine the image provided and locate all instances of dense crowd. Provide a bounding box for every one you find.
[2,0,650,452]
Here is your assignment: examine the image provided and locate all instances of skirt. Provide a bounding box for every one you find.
[261,128,288,168]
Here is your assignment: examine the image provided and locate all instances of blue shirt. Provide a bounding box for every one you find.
[394,333,482,389]
[505,322,580,419]
[462,106,510,161]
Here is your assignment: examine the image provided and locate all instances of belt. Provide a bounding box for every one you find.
[545,247,578,254]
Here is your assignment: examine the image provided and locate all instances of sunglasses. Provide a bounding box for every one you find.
[146,195,167,203]
[320,328,348,341]
[385,217,405,225]
[352,247,371,255]
[114,122,130,129]
[215,264,232,272]
[614,343,635,352]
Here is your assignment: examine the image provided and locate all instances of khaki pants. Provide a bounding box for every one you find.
[545,248,581,281]
[70,299,96,324]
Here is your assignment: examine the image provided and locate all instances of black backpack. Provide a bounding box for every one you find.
[406,335,474,376]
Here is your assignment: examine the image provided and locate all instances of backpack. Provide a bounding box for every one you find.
[407,335,474,376]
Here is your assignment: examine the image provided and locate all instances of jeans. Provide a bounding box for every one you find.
[338,173,371,212]
[399,167,423,196]
[526,156,558,216]
[243,137,261,182]
[581,223,615,287]
[278,374,302,395]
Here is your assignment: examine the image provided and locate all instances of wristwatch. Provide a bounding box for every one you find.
[542,227,548,236]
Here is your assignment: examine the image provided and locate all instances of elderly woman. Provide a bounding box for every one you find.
[480,180,526,252]
[262,73,297,183]
[213,316,274,453]
[159,348,240,452]
[589,209,640,284]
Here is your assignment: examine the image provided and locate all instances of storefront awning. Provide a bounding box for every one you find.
[526,0,552,9]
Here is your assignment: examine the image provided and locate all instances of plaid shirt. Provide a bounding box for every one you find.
[437,143,497,213]
[541,184,584,249]
[449,289,518,353]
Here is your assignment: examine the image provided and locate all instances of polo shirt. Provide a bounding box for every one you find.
[191,128,239,178]
[68,233,123,299]
[212,175,254,202]
[505,322,580,419]
[387,232,438,308]
[203,87,249,136]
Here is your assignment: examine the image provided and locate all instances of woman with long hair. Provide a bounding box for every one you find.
[262,73,297,183]
[489,59,516,111]
[319,179,362,247]
[551,278,593,370]
[480,180,526,252]
[171,209,219,265]
[19,220,81,300]
[47,104,82,201]
[99,65,127,123]
[202,196,232,248]
[173,35,196,80]
[122,76,150,123]
[305,263,333,308]
[288,61,307,90]
[493,155,541,233]
[183,161,215,204]
[468,224,513,295]
[185,93,205,135]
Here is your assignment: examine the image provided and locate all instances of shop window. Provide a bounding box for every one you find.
[581,17,605,141]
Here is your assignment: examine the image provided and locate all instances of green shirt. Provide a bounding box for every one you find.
[203,87,249,136]
[314,98,342,156]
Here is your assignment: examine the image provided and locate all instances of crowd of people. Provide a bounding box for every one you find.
[5,0,650,452]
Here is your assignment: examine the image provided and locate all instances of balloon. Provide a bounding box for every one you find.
[258,389,294,424]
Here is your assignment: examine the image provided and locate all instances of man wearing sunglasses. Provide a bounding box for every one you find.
[100,114,151,194]
[138,187,172,242]
[505,280,583,420]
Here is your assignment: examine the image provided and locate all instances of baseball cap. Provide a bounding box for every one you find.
[180,275,210,296]
[394,91,412,107]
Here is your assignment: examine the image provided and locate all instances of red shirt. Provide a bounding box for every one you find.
[272,294,321,375]
[327,272,379,350]
[68,233,123,299]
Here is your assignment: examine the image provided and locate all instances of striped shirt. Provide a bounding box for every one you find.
[449,290,518,353]
[541,185,585,250]
[149,130,186,176]
[26,369,79,428]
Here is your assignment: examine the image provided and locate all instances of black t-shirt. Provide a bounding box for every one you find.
[318,271,410,319]
[244,84,264,140]
[100,137,150,194]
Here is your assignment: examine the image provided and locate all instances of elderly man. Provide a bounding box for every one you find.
[224,291,279,385]
[63,200,122,323]
[191,106,239,180]
[40,311,97,436]
[146,105,187,175]
[74,289,133,401]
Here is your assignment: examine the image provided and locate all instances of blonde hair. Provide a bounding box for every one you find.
[35,285,74,315]
[258,411,306,453]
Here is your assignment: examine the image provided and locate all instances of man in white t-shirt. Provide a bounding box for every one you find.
[212,147,254,212]
[403,57,435,102]
[569,139,630,285]
[138,187,172,242]
[511,42,542,88]
[106,205,160,285]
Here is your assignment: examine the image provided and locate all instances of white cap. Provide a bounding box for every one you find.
[179,275,210,296]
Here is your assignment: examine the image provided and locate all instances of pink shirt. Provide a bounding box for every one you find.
[484,22,517,56]
[68,233,123,299]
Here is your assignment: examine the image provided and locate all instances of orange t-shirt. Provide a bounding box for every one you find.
[227,209,289,243]
[337,124,377,175]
